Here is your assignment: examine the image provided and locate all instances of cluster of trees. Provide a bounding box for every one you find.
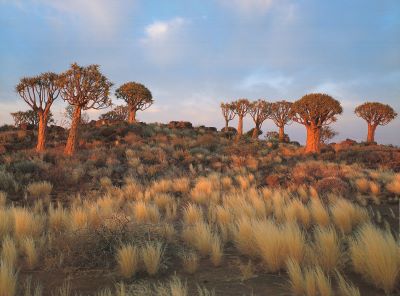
[15,63,153,155]
[221,94,397,153]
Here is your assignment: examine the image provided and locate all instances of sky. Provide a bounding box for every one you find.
[0,0,399,145]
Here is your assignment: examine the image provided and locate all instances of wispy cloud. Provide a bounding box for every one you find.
[218,0,274,16]
[140,17,189,64]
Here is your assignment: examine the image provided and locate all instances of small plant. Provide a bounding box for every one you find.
[26,181,53,201]
[0,261,17,296]
[116,243,139,278]
[313,226,341,273]
[1,236,17,269]
[142,241,164,276]
[210,235,223,267]
[21,236,38,269]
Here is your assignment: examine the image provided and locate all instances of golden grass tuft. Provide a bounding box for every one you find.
[0,209,12,239]
[26,181,52,201]
[309,198,330,227]
[183,204,203,225]
[1,236,17,269]
[313,226,341,273]
[349,223,400,294]
[132,201,160,224]
[0,261,16,296]
[116,243,139,278]
[284,199,311,228]
[21,236,38,269]
[210,235,223,267]
[142,241,164,276]
[182,222,213,256]
[330,198,369,234]
[49,204,69,233]
[232,217,257,257]
[12,208,43,239]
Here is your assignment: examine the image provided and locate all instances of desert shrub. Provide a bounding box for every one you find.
[0,170,18,194]
[141,241,164,276]
[315,177,350,197]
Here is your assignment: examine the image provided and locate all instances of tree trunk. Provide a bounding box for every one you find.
[367,123,377,143]
[252,124,260,139]
[279,126,285,142]
[237,116,243,135]
[36,111,47,152]
[305,125,321,153]
[128,106,137,124]
[225,119,229,131]
[64,106,82,156]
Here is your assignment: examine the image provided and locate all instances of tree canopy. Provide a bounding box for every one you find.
[355,102,397,126]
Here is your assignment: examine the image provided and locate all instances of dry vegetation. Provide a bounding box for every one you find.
[0,123,399,295]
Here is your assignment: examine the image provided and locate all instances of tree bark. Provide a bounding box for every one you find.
[36,111,47,152]
[236,115,244,141]
[64,106,82,156]
[128,106,137,124]
[279,126,285,143]
[367,123,377,143]
[305,125,321,153]
[252,124,260,139]
[225,119,229,130]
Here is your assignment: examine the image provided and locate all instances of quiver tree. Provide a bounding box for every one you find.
[220,102,236,131]
[231,99,250,139]
[354,102,397,143]
[291,93,342,153]
[115,82,153,123]
[270,101,292,142]
[15,73,62,152]
[99,105,129,121]
[60,63,112,156]
[248,100,271,139]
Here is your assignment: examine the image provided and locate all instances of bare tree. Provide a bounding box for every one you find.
[355,102,397,143]
[15,72,62,152]
[60,63,112,156]
[231,99,250,140]
[115,82,153,123]
[249,100,271,139]
[220,102,236,131]
[291,93,342,153]
[269,101,292,142]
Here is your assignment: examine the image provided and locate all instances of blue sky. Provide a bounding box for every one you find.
[0,0,399,144]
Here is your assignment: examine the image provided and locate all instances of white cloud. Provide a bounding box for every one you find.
[140,17,189,64]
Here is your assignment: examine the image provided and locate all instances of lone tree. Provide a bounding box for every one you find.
[220,102,236,131]
[231,99,250,139]
[60,63,112,156]
[354,102,397,143]
[249,100,271,139]
[291,93,342,153]
[269,101,292,142]
[115,82,153,123]
[320,126,338,144]
[15,73,62,152]
[99,105,129,121]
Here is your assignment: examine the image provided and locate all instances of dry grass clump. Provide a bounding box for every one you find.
[0,192,6,207]
[12,208,43,239]
[142,241,164,276]
[182,252,199,274]
[0,209,12,239]
[116,244,139,278]
[386,174,400,194]
[182,222,213,256]
[49,204,69,233]
[0,261,17,296]
[190,177,218,204]
[330,198,369,234]
[286,259,332,296]
[309,198,329,227]
[210,235,223,267]
[232,217,257,257]
[354,178,369,193]
[183,204,203,225]
[1,236,17,269]
[313,226,341,273]
[283,199,311,228]
[349,223,400,294]
[172,177,190,194]
[132,201,160,224]
[21,236,38,269]
[26,181,52,201]
[68,207,88,231]
[252,220,306,272]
